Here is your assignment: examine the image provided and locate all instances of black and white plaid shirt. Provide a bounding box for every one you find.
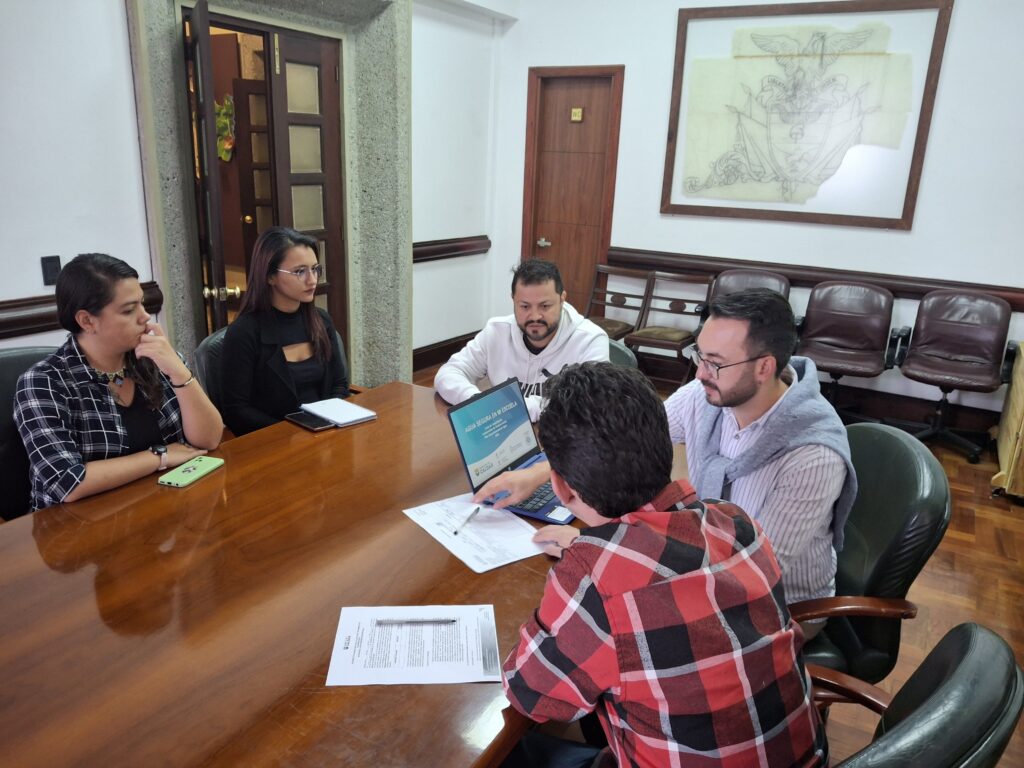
[14,335,184,511]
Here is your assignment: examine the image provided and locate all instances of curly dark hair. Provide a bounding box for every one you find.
[538,362,672,518]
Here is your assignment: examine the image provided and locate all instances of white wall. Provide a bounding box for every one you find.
[0,0,152,350]
[411,0,509,348]
[481,0,1022,410]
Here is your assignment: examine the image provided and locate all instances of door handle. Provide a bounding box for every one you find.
[536,237,552,248]
[203,285,244,302]
[242,215,254,224]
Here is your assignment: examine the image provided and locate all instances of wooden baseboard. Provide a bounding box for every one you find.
[412,331,478,371]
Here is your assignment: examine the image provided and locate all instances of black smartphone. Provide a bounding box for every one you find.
[285,411,336,432]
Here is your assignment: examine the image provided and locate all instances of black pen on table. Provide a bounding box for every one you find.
[453,506,481,535]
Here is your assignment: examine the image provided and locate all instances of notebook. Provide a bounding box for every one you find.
[447,378,573,524]
[301,397,377,428]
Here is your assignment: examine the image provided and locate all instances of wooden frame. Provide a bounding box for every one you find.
[661,0,954,229]
[521,65,625,262]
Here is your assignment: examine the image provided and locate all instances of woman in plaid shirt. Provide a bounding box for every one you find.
[502,363,826,768]
[14,254,223,512]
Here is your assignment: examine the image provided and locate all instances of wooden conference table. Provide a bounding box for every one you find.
[0,383,543,767]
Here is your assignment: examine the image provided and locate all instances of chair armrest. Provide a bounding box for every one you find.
[884,327,901,369]
[470,706,533,768]
[349,385,366,395]
[806,664,893,715]
[1001,340,1018,384]
[795,315,805,336]
[894,326,912,366]
[788,595,918,623]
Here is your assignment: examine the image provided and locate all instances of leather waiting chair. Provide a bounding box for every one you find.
[692,268,792,339]
[895,289,1012,463]
[0,346,57,520]
[812,622,1023,767]
[584,265,651,341]
[796,281,896,423]
[789,423,950,684]
[707,268,790,303]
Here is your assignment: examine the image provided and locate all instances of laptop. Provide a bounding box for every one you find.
[447,378,574,524]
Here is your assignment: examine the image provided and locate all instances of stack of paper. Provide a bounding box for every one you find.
[301,397,377,427]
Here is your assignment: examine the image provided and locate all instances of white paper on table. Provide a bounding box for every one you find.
[403,493,546,573]
[325,604,501,685]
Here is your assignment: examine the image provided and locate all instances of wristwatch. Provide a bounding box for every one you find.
[150,443,169,471]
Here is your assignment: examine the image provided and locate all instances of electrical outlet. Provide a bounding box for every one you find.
[41,255,61,286]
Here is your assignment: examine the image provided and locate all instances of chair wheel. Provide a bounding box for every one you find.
[968,452,981,464]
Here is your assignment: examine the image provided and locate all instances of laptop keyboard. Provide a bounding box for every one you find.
[517,481,557,511]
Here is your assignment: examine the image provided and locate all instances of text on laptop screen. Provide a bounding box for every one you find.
[449,382,538,489]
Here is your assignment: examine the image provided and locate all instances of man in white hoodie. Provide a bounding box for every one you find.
[434,260,608,421]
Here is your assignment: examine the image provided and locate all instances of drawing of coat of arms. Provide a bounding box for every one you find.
[682,24,910,204]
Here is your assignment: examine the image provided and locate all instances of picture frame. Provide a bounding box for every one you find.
[660,0,953,229]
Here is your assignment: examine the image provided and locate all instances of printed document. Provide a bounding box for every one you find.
[403,493,546,573]
[326,604,501,685]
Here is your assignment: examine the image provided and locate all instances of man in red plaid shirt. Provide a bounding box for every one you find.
[502,363,827,768]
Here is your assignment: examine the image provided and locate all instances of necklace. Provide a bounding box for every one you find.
[95,367,127,386]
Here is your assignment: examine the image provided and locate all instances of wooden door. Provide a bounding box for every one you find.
[269,32,347,343]
[522,66,624,311]
[184,0,228,330]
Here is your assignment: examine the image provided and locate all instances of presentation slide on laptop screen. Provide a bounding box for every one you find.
[450,386,536,487]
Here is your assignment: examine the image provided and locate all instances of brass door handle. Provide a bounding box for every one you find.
[242,215,254,224]
[203,285,244,301]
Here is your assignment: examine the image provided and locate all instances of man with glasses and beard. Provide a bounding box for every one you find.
[434,260,608,421]
[478,288,855,636]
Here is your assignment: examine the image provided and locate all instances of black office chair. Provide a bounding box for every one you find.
[796,281,897,423]
[0,346,58,520]
[812,622,1023,767]
[193,327,228,412]
[894,289,1012,463]
[790,423,950,684]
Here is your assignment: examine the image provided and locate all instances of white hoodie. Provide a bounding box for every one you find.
[434,302,609,421]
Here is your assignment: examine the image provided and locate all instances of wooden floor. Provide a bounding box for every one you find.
[417,364,1024,764]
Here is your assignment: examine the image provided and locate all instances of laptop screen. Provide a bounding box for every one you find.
[447,378,542,492]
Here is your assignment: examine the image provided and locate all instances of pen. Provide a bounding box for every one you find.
[453,506,481,536]
[375,618,457,625]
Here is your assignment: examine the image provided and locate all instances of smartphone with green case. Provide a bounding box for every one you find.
[158,456,225,488]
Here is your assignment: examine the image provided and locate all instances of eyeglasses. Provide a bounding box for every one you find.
[276,265,323,281]
[683,344,767,380]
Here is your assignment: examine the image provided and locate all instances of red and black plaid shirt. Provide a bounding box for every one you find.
[503,480,826,767]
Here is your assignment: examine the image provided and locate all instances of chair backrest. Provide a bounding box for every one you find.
[831,423,951,682]
[0,346,57,520]
[608,338,637,368]
[193,327,228,412]
[709,268,791,302]
[837,623,1024,768]
[903,289,1010,389]
[634,271,709,331]
[584,265,650,340]
[797,281,894,378]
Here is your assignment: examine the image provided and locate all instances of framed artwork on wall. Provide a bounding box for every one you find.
[660,0,954,229]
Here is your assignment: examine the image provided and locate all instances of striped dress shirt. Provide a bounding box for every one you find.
[664,370,845,604]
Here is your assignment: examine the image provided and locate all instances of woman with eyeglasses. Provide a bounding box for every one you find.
[221,226,350,436]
